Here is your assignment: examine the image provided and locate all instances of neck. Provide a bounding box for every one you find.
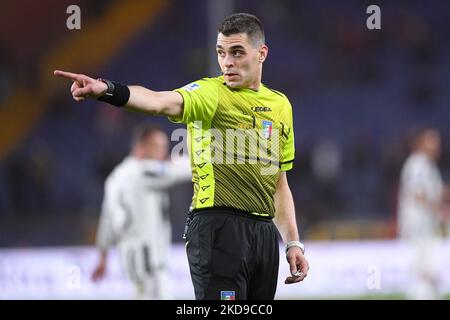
[131,148,143,159]
[248,82,261,91]
[248,68,262,91]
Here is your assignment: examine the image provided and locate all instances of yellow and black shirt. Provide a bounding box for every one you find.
[169,76,295,218]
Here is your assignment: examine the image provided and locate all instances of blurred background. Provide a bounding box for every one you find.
[0,0,449,299]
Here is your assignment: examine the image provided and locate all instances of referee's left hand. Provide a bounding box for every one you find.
[285,246,309,284]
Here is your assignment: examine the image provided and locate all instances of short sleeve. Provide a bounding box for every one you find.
[168,78,219,124]
[280,99,295,171]
[140,158,192,189]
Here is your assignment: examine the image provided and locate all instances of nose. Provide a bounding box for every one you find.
[224,54,234,68]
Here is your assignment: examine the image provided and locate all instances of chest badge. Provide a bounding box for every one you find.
[262,120,273,139]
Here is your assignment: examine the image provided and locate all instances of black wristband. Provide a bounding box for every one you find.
[97,79,130,107]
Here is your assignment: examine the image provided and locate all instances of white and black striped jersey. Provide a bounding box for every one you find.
[398,152,443,240]
[96,155,192,274]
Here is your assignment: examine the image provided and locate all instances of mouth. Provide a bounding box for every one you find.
[225,72,238,78]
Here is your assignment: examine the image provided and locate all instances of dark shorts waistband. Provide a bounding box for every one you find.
[192,207,273,222]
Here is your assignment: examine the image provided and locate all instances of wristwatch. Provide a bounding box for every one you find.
[97,78,115,98]
[285,241,305,255]
[95,78,130,107]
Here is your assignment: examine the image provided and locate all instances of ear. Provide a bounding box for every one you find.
[259,45,268,63]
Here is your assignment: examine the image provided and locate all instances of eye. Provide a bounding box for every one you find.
[233,50,244,57]
[217,50,225,57]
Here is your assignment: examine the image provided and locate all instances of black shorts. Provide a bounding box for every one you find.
[184,208,280,300]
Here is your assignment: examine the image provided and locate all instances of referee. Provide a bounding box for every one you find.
[54,13,309,300]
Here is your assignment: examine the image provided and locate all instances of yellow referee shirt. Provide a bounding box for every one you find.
[170,76,295,217]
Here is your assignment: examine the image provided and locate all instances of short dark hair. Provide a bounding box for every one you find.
[218,13,265,46]
[132,123,165,145]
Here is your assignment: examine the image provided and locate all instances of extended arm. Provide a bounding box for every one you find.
[126,86,183,117]
[91,210,112,282]
[53,70,183,118]
[92,181,117,282]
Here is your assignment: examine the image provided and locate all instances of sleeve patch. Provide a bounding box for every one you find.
[182,83,200,92]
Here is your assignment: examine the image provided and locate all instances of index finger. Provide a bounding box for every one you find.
[53,70,82,82]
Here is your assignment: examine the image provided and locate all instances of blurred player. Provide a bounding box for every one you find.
[397,128,449,299]
[55,12,309,300]
[91,124,191,299]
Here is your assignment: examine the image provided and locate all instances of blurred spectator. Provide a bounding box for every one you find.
[397,128,449,299]
[310,140,343,216]
[311,139,342,184]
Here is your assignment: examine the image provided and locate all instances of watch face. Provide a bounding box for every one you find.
[98,78,114,95]
[106,80,115,95]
